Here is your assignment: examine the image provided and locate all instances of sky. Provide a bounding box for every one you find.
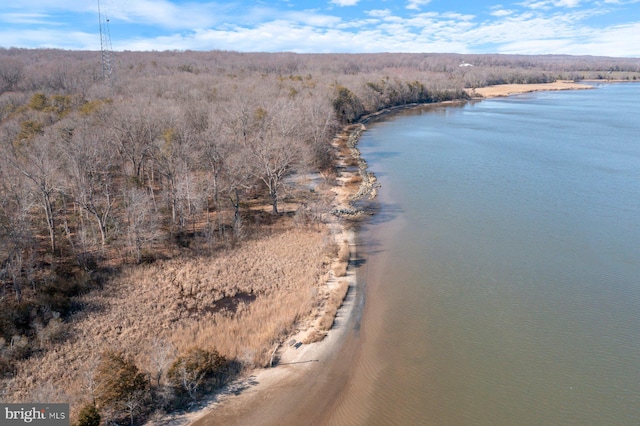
[1,0,639,56]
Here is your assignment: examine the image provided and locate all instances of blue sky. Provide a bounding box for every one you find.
[1,0,639,56]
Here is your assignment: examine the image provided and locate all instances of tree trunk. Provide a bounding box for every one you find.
[271,187,278,214]
[42,190,56,253]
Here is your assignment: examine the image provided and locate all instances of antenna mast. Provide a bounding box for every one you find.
[98,0,114,79]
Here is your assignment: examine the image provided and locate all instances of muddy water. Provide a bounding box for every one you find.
[326,83,640,425]
[197,83,640,425]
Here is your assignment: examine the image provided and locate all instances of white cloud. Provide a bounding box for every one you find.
[553,0,582,6]
[117,16,471,54]
[497,38,575,54]
[520,0,583,8]
[491,9,515,17]
[520,1,551,9]
[105,0,224,29]
[0,28,98,50]
[441,12,475,21]
[495,20,640,56]
[166,4,634,57]
[337,18,381,29]
[367,9,392,18]
[466,14,578,45]
[1,0,639,57]
[578,21,640,56]
[330,0,360,6]
[406,0,432,11]
[0,12,53,25]
[0,0,93,14]
[284,11,342,27]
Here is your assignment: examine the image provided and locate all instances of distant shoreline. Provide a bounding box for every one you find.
[467,80,593,98]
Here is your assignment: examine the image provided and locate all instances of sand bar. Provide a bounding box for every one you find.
[468,80,593,98]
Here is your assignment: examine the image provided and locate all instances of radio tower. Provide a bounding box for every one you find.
[98,0,114,79]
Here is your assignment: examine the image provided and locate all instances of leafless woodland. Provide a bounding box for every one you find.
[1,48,639,423]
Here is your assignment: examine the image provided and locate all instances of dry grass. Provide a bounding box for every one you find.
[347,174,363,185]
[332,261,348,278]
[337,240,350,263]
[2,220,332,410]
[302,329,328,344]
[332,239,350,277]
[342,156,361,167]
[317,280,350,332]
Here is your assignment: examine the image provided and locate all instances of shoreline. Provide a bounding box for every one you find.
[150,121,368,426]
[467,80,593,98]
[152,79,602,426]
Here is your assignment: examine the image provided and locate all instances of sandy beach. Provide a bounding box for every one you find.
[188,202,361,426]
[148,80,596,426]
[468,80,593,98]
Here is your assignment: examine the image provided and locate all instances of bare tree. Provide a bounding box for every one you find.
[147,338,177,387]
[246,101,304,214]
[123,187,158,263]
[64,121,118,249]
[152,118,195,229]
[0,162,35,301]
[0,57,24,93]
[80,355,101,405]
[223,150,251,240]
[5,127,63,254]
[300,95,338,171]
[107,100,160,181]
[197,112,235,239]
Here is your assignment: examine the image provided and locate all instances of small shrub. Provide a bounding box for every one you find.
[344,156,360,167]
[332,261,348,278]
[79,98,112,116]
[338,240,350,263]
[331,240,350,277]
[302,329,327,344]
[95,351,148,424]
[8,334,32,360]
[36,317,67,346]
[15,120,44,144]
[50,94,72,117]
[167,347,226,403]
[0,351,16,377]
[324,240,339,260]
[318,280,350,331]
[28,93,49,111]
[74,403,100,426]
[347,174,363,185]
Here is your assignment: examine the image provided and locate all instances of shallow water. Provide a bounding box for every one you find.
[195,84,640,426]
[328,83,640,425]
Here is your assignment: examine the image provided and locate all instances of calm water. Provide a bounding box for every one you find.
[328,83,640,425]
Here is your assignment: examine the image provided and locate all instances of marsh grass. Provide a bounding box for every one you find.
[6,220,331,412]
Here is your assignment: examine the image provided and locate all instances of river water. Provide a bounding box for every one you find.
[326,83,640,425]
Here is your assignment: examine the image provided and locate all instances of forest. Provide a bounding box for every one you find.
[1,48,639,425]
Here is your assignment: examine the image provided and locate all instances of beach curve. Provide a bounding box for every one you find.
[149,80,597,426]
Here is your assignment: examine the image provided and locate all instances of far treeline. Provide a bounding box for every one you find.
[1,49,639,424]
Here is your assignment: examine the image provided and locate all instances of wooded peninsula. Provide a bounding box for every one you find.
[1,49,639,425]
